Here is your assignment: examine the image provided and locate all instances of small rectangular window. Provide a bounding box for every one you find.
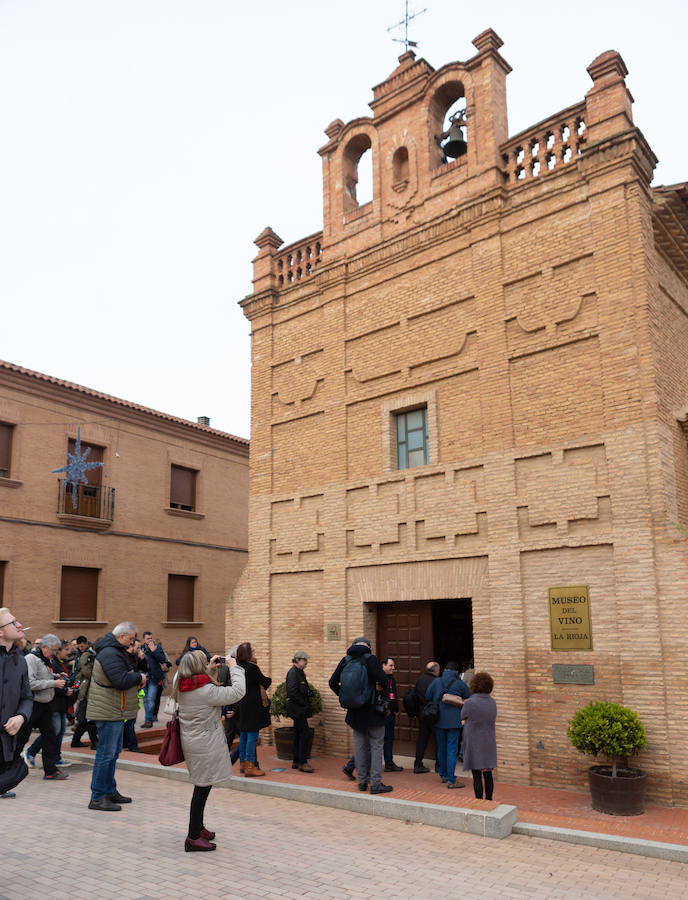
[396,407,429,469]
[170,465,197,511]
[60,566,99,621]
[167,574,195,621]
[0,423,13,478]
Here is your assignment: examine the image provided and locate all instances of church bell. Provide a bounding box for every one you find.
[442,123,468,159]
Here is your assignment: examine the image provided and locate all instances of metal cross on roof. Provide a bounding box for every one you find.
[387,0,427,52]
[51,426,104,510]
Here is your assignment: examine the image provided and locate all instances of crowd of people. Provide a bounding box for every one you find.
[0,606,498,852]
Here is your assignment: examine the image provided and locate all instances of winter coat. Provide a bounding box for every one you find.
[237,661,272,732]
[285,664,310,719]
[0,645,33,763]
[414,670,437,705]
[178,668,246,786]
[143,643,169,684]
[461,693,498,771]
[76,648,96,702]
[175,644,210,666]
[329,642,389,732]
[50,656,73,715]
[426,669,470,730]
[25,650,57,704]
[86,633,144,722]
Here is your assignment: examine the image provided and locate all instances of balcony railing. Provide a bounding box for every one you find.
[57,480,115,522]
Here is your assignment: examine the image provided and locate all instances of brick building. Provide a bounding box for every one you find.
[231,30,688,802]
[0,359,248,659]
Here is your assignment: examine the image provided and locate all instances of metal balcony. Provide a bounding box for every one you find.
[57,480,115,523]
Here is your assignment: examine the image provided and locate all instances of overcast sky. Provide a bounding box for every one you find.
[1,0,685,440]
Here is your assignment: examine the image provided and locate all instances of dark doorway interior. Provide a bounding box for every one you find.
[375,599,473,757]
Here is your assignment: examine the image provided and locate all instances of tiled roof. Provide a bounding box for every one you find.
[0,358,249,447]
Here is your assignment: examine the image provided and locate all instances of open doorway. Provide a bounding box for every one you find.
[375,599,473,755]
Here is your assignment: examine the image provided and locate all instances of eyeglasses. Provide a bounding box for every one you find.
[0,618,19,629]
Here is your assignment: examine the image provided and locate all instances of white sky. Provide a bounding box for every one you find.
[1,1,685,439]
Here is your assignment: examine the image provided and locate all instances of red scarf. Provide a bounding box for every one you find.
[178,674,212,692]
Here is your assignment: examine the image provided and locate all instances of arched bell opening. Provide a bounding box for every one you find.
[428,80,468,168]
[342,133,373,211]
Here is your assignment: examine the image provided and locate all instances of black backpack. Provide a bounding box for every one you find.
[338,655,373,709]
[402,686,420,719]
[421,699,440,727]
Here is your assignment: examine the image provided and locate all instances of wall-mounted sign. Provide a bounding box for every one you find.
[327,623,341,641]
[548,585,592,651]
[552,664,595,684]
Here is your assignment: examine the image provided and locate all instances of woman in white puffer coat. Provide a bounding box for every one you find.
[175,650,245,852]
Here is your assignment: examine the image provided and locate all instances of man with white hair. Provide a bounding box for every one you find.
[86,622,147,811]
[0,608,33,798]
[19,633,68,781]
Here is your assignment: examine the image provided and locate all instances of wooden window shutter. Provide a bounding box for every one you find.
[167,575,195,622]
[170,466,196,510]
[67,439,103,486]
[60,566,99,620]
[0,423,13,476]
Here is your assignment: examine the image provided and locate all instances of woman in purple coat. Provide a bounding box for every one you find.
[460,671,497,800]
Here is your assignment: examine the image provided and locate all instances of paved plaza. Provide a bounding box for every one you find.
[2,762,687,900]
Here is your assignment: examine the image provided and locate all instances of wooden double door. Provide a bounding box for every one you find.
[375,599,473,750]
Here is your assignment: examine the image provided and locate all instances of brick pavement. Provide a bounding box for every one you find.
[4,760,687,900]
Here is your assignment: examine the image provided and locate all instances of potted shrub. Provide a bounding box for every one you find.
[567,700,648,815]
[270,682,323,761]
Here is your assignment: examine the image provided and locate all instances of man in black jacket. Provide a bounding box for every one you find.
[381,657,403,772]
[0,608,33,798]
[413,661,439,773]
[285,650,314,773]
[329,637,392,794]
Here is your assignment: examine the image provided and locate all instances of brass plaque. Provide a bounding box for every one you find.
[327,623,341,641]
[548,585,592,651]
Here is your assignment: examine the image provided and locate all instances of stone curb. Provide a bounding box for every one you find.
[512,822,688,864]
[62,751,515,839]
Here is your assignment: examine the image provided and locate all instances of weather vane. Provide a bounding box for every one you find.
[51,426,104,510]
[387,0,427,52]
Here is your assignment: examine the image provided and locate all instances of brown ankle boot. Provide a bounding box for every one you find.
[239,760,245,774]
[244,761,265,777]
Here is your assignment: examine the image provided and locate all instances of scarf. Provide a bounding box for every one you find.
[178,673,212,692]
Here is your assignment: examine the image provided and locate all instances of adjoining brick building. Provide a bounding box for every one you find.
[232,30,688,802]
[0,360,248,659]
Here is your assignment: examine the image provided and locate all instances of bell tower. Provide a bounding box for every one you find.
[318,29,511,258]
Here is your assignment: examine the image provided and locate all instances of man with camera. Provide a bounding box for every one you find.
[86,622,146,811]
[19,634,69,781]
[140,631,169,728]
[0,608,33,799]
[285,650,315,773]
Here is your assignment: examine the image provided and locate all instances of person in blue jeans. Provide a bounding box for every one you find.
[86,623,147,811]
[425,661,470,789]
[140,632,169,727]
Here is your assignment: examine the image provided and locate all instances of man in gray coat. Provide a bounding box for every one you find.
[18,633,69,781]
[0,608,33,798]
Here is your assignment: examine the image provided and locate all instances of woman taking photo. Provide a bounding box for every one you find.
[460,671,498,801]
[235,642,272,777]
[175,650,246,852]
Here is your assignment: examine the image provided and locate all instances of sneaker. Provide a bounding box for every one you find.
[23,750,35,768]
[370,783,393,794]
[108,792,132,804]
[298,763,314,773]
[414,764,430,774]
[1,791,16,799]
[44,770,69,780]
[447,781,465,789]
[55,759,72,768]
[342,764,356,781]
[384,763,403,772]
[140,722,153,729]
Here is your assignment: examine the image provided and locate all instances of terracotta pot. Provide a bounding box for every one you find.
[588,765,647,816]
[273,725,315,761]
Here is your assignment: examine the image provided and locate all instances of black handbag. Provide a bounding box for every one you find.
[0,757,29,794]
[421,700,440,727]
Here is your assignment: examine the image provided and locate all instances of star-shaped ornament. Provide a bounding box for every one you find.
[52,427,105,510]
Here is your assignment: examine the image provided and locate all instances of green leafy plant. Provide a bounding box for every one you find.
[270,681,323,719]
[567,700,647,777]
